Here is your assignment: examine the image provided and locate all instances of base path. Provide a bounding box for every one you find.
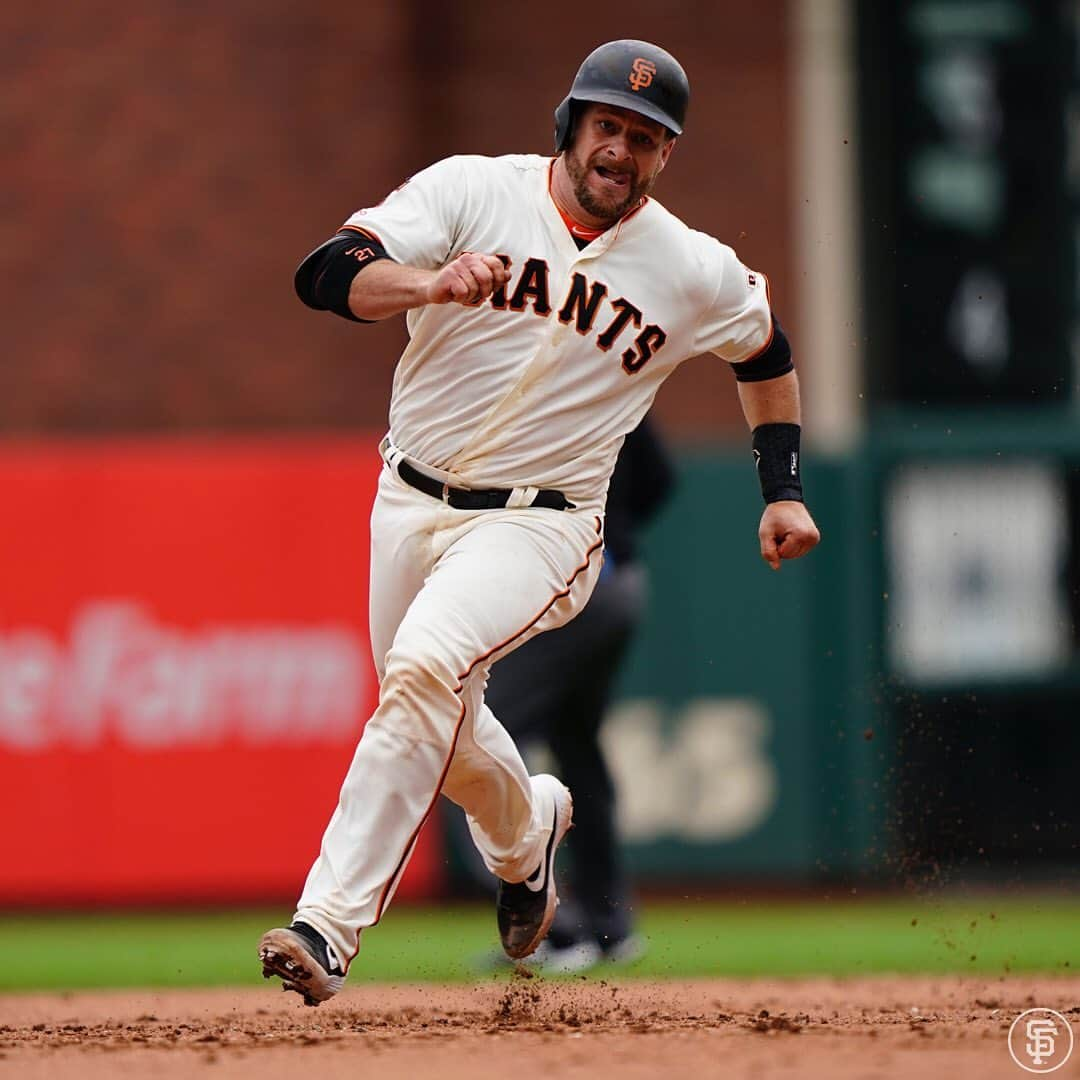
[2,975,1077,1079]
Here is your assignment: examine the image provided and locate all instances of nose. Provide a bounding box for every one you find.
[602,133,633,164]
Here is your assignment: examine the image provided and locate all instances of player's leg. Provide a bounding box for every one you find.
[389,508,603,890]
[259,468,441,1003]
[449,564,642,969]
[439,622,580,900]
[442,667,579,961]
[366,466,440,682]
[457,574,612,882]
[292,501,603,970]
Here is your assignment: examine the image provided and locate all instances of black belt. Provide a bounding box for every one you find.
[395,458,575,511]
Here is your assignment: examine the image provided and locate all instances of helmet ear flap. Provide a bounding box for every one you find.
[554,96,575,152]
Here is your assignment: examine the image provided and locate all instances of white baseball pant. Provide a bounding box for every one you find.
[294,463,604,969]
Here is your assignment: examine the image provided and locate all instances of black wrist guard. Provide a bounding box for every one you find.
[752,423,803,504]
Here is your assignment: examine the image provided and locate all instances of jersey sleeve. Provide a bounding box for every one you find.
[688,234,774,363]
[340,156,468,270]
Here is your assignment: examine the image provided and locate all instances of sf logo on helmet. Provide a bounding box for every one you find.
[629,58,657,91]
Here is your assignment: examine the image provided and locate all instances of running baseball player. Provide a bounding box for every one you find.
[260,38,820,1005]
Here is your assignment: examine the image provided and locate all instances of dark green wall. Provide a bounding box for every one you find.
[611,448,881,880]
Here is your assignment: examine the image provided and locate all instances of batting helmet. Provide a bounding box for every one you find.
[554,40,690,152]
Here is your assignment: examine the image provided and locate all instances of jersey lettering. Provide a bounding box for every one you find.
[557,273,609,334]
[492,261,667,368]
[507,258,552,316]
[621,325,667,374]
[596,297,643,351]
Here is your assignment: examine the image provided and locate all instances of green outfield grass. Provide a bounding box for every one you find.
[1,896,1077,992]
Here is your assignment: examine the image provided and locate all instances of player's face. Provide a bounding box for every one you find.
[564,104,676,223]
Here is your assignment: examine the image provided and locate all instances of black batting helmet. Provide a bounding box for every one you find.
[554,40,690,152]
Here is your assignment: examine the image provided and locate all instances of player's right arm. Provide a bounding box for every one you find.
[347,253,510,319]
[295,232,510,321]
[294,155,507,321]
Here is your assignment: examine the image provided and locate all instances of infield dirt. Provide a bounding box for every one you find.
[2,974,1077,1078]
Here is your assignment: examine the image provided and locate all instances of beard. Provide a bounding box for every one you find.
[563,146,659,224]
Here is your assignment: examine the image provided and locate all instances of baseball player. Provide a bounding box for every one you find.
[260,38,820,1005]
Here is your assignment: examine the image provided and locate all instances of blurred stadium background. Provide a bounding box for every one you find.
[2,0,1080,987]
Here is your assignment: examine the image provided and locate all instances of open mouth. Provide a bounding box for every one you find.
[594,165,631,189]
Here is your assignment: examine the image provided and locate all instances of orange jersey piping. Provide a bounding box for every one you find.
[339,223,384,245]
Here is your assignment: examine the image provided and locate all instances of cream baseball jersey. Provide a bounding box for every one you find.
[343,153,772,507]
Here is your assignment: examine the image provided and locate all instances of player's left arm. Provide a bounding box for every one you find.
[735,368,821,571]
[688,236,821,569]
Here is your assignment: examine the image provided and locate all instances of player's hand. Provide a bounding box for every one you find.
[427,252,510,307]
[758,500,820,570]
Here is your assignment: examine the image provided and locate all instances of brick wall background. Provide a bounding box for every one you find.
[2,1,792,437]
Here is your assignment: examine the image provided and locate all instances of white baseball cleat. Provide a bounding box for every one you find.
[525,931,645,975]
[528,937,604,974]
[258,923,345,1007]
[495,773,573,959]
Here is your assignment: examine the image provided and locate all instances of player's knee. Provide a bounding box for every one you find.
[371,649,466,747]
[380,645,459,708]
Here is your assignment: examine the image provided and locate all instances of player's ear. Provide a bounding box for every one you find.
[658,137,677,169]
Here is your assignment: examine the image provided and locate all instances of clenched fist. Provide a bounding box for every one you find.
[758,500,820,570]
[427,252,511,306]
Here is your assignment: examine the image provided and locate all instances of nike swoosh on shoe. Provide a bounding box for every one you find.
[495,774,573,959]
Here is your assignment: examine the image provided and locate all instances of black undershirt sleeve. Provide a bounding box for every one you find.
[729,315,794,383]
[294,230,392,323]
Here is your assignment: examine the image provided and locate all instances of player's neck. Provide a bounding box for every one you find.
[552,200,608,243]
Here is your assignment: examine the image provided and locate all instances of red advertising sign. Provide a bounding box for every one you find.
[0,438,442,904]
